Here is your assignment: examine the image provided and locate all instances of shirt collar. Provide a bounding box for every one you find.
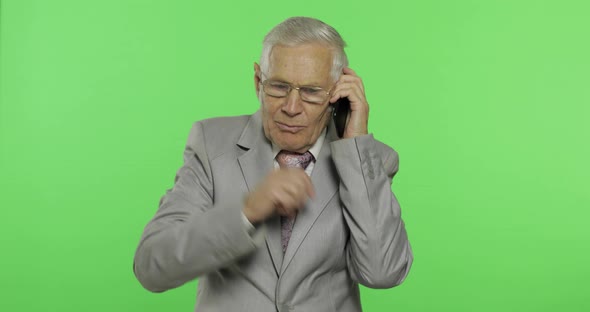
[271,127,327,161]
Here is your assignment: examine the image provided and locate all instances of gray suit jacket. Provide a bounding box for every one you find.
[134,110,413,312]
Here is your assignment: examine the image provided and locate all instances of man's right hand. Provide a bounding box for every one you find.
[243,168,315,224]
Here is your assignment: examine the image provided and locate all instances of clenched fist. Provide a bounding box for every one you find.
[243,168,315,224]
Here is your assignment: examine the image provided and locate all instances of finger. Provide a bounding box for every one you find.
[274,196,295,217]
[276,203,288,216]
[329,86,364,106]
[330,79,365,102]
[287,170,314,200]
[300,173,315,198]
[277,181,307,206]
[279,173,312,212]
[284,168,314,196]
[343,67,357,76]
[329,86,351,103]
[280,171,306,193]
[278,194,301,217]
[288,179,312,208]
[283,182,305,203]
[337,74,365,94]
[276,204,297,218]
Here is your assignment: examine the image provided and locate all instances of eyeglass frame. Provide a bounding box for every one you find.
[258,74,333,104]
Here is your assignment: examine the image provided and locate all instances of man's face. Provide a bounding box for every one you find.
[255,43,334,153]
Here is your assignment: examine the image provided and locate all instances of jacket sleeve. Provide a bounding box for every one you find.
[330,134,413,289]
[133,122,266,293]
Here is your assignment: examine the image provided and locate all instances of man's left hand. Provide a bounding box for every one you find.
[329,67,369,139]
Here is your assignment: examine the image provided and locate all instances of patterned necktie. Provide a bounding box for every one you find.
[276,150,314,253]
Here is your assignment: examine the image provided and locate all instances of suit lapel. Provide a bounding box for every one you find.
[236,111,283,275]
[280,121,340,275]
[236,112,341,276]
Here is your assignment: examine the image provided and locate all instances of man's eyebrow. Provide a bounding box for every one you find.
[268,78,290,84]
[267,76,325,87]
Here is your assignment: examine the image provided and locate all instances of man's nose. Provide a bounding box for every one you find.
[281,89,303,116]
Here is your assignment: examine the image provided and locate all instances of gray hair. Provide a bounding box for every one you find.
[259,17,348,82]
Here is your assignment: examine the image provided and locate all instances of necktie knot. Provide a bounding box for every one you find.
[276,151,314,169]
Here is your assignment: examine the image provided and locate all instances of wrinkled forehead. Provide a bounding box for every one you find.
[267,43,334,86]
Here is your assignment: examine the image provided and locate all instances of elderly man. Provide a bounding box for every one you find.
[134,16,413,312]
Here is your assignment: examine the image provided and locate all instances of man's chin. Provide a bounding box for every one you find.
[278,144,307,153]
[272,136,309,153]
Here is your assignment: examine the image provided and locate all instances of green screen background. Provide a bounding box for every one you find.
[1,0,589,311]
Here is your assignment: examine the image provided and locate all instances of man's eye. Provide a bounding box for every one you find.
[301,87,322,95]
[269,83,290,91]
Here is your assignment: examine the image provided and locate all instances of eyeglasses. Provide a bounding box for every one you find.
[260,79,331,104]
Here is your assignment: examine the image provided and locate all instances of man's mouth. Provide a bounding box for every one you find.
[275,121,305,133]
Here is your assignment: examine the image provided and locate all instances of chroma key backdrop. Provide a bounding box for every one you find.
[1,1,589,311]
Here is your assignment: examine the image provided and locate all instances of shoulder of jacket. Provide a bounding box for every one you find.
[191,114,252,159]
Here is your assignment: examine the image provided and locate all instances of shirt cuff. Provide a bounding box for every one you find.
[241,212,256,234]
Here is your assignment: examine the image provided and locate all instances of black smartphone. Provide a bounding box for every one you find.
[332,97,351,138]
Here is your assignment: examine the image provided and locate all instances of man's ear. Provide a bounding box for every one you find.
[254,62,262,96]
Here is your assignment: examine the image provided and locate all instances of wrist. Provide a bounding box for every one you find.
[242,196,260,224]
[241,211,256,233]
